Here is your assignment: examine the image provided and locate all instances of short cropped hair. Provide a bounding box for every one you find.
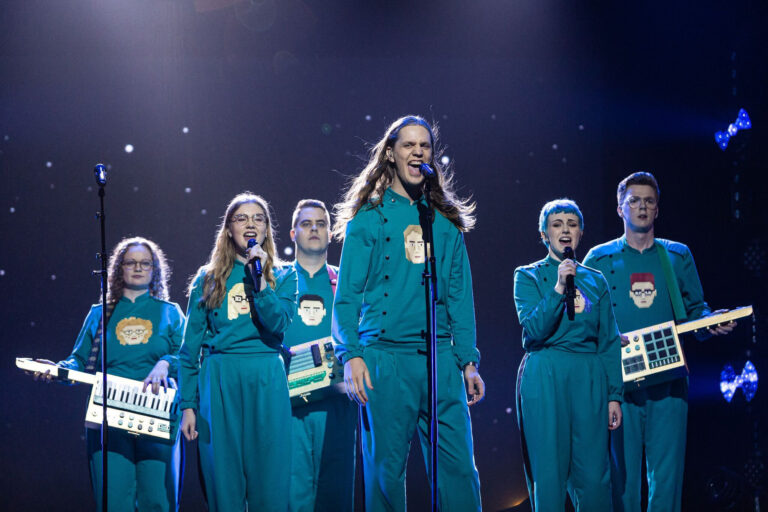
[617,172,660,205]
[538,198,584,234]
[292,199,331,229]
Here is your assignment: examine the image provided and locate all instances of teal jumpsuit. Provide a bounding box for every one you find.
[179,262,297,511]
[332,188,482,512]
[61,293,185,512]
[284,261,357,512]
[584,237,710,512]
[513,256,622,512]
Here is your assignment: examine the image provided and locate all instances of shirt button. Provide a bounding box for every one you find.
[384,218,388,223]
[613,303,617,307]
[543,277,547,281]
[384,292,389,297]
[385,255,390,260]
[612,286,616,290]
[609,255,613,258]
[214,312,218,316]
[381,329,387,333]
[382,311,387,315]
[385,275,389,280]
[386,237,390,242]
[610,270,615,274]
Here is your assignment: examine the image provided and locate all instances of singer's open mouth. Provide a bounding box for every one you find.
[244,232,258,238]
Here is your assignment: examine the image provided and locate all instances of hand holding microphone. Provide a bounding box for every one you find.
[560,246,576,321]
[246,238,265,291]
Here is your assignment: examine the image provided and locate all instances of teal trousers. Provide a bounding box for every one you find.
[288,394,357,512]
[197,353,292,512]
[86,427,182,512]
[360,345,482,512]
[610,379,687,512]
[517,349,610,511]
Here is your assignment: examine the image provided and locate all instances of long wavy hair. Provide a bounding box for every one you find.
[105,237,171,303]
[191,192,281,310]
[332,115,476,240]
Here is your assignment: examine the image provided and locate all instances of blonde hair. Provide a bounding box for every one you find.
[190,192,282,310]
[332,115,476,240]
[106,237,170,304]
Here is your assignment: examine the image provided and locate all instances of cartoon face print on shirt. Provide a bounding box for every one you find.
[403,224,426,264]
[227,282,253,320]
[573,287,593,314]
[630,272,657,308]
[298,294,326,326]
[115,317,153,346]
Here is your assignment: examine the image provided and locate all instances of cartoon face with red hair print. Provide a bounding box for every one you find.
[630,272,657,308]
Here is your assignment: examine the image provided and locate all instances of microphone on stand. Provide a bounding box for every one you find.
[563,246,576,321]
[247,238,263,280]
[94,164,107,186]
[418,163,436,178]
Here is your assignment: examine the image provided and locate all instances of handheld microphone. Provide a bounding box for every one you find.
[563,246,576,321]
[418,163,436,178]
[94,164,107,186]
[247,238,263,279]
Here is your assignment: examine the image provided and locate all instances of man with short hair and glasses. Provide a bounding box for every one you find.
[583,171,734,512]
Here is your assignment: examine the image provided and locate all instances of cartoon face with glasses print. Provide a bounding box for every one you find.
[403,225,426,264]
[629,272,657,308]
[115,317,153,346]
[227,282,253,320]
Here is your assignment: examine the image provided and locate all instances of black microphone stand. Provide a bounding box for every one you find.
[417,175,439,512]
[93,163,109,512]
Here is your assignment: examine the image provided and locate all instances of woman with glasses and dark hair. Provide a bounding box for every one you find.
[47,236,185,511]
[513,199,623,511]
[178,192,297,511]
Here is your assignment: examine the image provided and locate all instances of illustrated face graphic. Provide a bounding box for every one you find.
[574,288,585,314]
[298,295,326,326]
[115,317,153,346]
[227,282,252,320]
[404,225,426,264]
[629,272,657,308]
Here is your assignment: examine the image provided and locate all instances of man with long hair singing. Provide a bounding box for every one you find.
[332,116,484,511]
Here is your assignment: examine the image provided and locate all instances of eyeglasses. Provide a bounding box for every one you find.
[625,196,658,210]
[231,294,253,303]
[631,288,655,297]
[231,214,267,225]
[122,260,153,271]
[122,328,147,336]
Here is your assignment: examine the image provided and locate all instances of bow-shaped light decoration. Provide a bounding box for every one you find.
[720,360,758,402]
[715,108,751,151]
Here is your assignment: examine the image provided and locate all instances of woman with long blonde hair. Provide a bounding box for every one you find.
[178,192,297,511]
[46,236,185,512]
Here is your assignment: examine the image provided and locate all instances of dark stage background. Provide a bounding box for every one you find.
[1,1,766,510]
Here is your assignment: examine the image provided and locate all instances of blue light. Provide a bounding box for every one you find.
[714,108,751,151]
[720,360,758,402]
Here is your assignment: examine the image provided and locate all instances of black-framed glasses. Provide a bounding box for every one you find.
[231,214,267,225]
[625,196,658,210]
[122,260,153,271]
[631,288,655,297]
[231,294,254,303]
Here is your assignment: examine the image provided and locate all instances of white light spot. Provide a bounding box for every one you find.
[106,164,112,170]
[528,152,535,157]
[578,124,585,131]
[491,114,497,120]
[0,269,5,276]
[185,187,192,193]
[30,321,35,327]
[50,275,57,280]
[3,135,9,141]
[561,157,567,164]
[552,144,559,150]
[365,115,372,121]
[201,209,207,215]
[182,126,190,134]
[9,207,15,213]
[46,161,53,168]
[440,155,450,165]
[124,144,134,153]
[87,186,93,192]
[493,418,499,424]
[283,246,294,256]
[442,114,448,120]
[505,407,513,414]
[133,186,139,192]
[50,183,55,189]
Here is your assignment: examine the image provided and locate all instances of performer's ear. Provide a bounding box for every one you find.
[540,232,549,246]
[386,148,393,162]
[290,229,296,242]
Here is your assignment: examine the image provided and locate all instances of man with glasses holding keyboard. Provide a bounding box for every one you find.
[583,171,734,512]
